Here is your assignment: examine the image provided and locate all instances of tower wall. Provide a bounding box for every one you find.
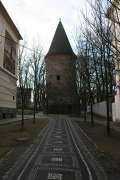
[45,54,79,114]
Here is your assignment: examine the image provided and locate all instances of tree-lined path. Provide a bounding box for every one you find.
[0,116,107,180]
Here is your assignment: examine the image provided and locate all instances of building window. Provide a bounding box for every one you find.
[3,31,16,75]
[13,96,15,100]
[57,75,60,80]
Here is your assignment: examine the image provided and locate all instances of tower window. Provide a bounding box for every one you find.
[57,75,60,80]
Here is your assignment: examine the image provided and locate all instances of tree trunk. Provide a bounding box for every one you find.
[21,92,24,129]
[90,100,94,126]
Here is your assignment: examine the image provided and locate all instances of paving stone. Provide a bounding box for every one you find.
[41,155,73,167]
[29,168,76,180]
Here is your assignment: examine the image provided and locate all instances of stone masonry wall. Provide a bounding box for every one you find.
[45,54,79,114]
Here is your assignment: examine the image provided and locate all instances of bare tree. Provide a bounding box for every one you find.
[17,43,31,129]
[76,0,116,134]
[29,45,45,123]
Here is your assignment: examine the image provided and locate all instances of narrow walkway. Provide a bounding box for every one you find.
[0,113,48,125]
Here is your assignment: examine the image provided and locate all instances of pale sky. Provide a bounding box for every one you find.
[2,0,88,54]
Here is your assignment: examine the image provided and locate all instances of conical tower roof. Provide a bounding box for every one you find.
[46,21,76,58]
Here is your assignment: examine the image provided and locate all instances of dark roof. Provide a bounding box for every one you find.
[0,1,22,40]
[46,21,76,57]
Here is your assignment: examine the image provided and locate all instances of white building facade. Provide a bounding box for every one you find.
[0,1,22,119]
[107,0,120,121]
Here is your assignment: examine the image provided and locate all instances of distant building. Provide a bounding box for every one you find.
[0,1,22,119]
[107,0,120,121]
[17,87,32,109]
[45,21,79,114]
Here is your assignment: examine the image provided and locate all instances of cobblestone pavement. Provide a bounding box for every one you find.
[0,117,107,180]
[73,118,120,180]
